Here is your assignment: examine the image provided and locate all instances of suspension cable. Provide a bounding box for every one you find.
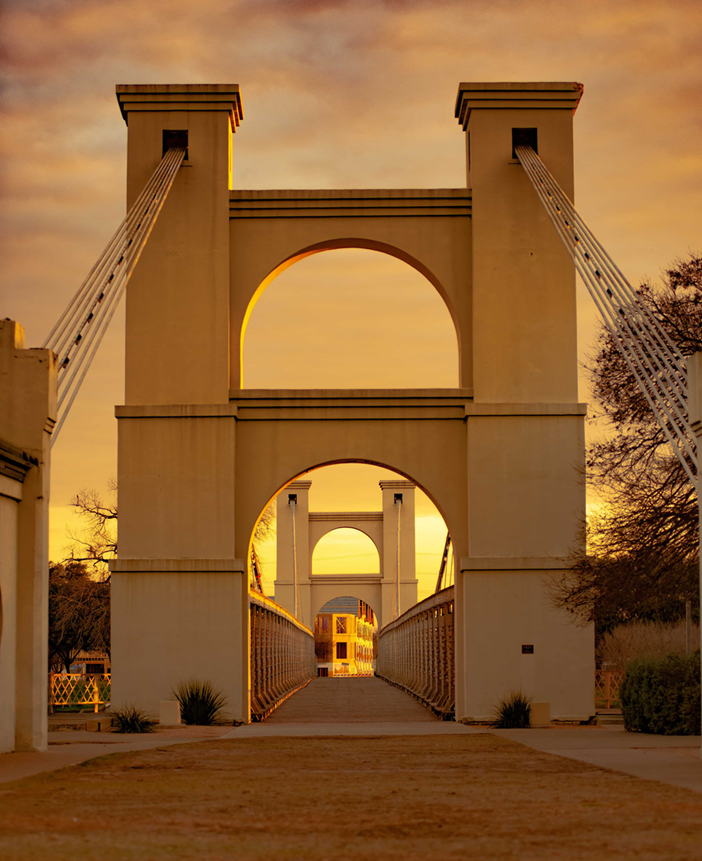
[395,495,402,620]
[290,497,299,618]
[515,144,696,486]
[435,532,451,593]
[47,147,186,445]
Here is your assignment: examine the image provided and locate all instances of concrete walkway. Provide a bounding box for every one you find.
[264,676,437,723]
[0,736,213,785]
[493,725,702,794]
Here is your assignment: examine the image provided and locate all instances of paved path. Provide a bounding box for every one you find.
[264,676,437,723]
[0,736,210,785]
[493,725,702,794]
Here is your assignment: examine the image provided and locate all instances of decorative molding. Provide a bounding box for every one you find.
[455,81,583,129]
[0,438,35,483]
[109,558,246,574]
[309,512,383,522]
[460,556,568,571]
[230,188,471,219]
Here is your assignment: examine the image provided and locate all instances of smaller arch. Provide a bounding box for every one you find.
[315,595,378,625]
[239,239,462,388]
[313,594,379,677]
[312,527,380,576]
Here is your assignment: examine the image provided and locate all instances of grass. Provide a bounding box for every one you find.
[1,735,701,860]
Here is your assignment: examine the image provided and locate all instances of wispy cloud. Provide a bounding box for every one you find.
[1,0,700,561]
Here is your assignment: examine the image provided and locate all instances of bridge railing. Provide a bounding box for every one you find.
[376,586,455,718]
[249,592,316,721]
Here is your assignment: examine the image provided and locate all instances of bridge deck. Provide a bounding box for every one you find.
[264,676,437,723]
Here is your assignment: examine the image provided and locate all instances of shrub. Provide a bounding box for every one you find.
[492,690,532,728]
[620,651,701,735]
[111,705,155,733]
[173,679,228,725]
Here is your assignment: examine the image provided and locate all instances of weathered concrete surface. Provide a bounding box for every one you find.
[0,736,212,785]
[493,725,702,794]
[113,82,594,725]
[263,677,437,723]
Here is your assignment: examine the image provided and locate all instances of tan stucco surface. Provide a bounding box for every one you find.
[0,320,56,752]
[112,82,595,723]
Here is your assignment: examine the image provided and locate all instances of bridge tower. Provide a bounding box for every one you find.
[110,82,593,724]
[274,479,417,629]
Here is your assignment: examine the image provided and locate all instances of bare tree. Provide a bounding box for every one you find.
[551,253,701,632]
[250,501,276,594]
[65,479,117,576]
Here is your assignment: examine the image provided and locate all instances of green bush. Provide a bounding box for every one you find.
[173,679,228,725]
[620,651,701,735]
[492,690,532,728]
[111,705,155,733]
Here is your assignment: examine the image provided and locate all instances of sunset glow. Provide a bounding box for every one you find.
[1,0,699,575]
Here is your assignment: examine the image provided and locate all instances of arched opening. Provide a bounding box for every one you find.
[314,596,378,677]
[241,248,459,389]
[248,461,454,610]
[312,528,379,576]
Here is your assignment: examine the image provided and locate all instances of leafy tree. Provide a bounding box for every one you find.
[551,253,701,632]
[49,561,110,672]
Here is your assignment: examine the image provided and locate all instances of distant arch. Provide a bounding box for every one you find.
[312,594,380,625]
[311,527,380,576]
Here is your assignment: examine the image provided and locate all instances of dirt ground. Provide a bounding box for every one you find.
[1,734,701,860]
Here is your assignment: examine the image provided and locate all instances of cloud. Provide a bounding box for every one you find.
[1,0,700,559]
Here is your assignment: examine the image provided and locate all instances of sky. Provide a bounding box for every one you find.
[1,0,701,602]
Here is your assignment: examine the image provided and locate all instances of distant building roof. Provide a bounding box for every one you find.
[318,596,360,615]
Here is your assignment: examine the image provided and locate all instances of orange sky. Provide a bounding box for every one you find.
[1,0,701,599]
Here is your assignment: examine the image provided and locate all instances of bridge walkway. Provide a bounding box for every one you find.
[264,676,437,723]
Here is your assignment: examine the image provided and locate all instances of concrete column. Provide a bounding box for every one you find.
[0,476,21,754]
[379,480,418,622]
[456,82,582,404]
[274,481,312,625]
[0,320,56,752]
[112,86,250,722]
[454,84,592,721]
[116,84,242,404]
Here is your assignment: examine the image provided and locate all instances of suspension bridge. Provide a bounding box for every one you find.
[1,82,698,753]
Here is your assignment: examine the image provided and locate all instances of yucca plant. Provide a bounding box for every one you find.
[492,690,532,728]
[110,704,155,733]
[173,679,228,725]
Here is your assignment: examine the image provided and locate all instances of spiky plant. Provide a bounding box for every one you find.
[110,705,156,733]
[491,690,532,728]
[173,679,228,725]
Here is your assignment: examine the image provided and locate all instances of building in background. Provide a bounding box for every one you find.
[314,597,377,677]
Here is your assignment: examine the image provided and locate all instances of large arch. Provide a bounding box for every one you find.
[244,455,461,577]
[239,239,463,388]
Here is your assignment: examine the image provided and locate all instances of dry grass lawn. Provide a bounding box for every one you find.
[1,735,701,860]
